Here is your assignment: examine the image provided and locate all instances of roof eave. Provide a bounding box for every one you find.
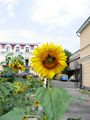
[76,16,90,34]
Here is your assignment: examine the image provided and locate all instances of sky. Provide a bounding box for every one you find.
[0,0,90,53]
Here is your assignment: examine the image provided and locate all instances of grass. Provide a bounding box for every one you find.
[80,89,90,96]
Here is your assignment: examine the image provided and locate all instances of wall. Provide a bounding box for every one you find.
[80,24,90,87]
[82,59,90,87]
[0,43,38,71]
[80,24,90,50]
[69,50,80,70]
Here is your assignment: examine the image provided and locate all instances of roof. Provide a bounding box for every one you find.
[76,16,90,34]
[69,50,80,62]
[0,42,38,46]
[72,49,80,56]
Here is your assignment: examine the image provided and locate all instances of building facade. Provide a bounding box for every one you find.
[69,50,80,71]
[0,42,38,70]
[69,50,80,84]
[76,16,90,89]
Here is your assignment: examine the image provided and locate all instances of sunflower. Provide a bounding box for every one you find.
[13,82,28,95]
[31,43,67,79]
[26,75,31,79]
[23,116,28,120]
[33,100,39,109]
[9,61,25,72]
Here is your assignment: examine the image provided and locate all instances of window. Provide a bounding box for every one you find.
[6,46,10,52]
[0,45,2,49]
[25,59,29,66]
[16,47,20,52]
[30,45,34,50]
[25,47,29,53]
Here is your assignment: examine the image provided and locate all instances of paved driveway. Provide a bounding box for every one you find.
[52,80,90,120]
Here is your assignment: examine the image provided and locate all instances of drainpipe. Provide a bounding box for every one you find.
[80,64,82,89]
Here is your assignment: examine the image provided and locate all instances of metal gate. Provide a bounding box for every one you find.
[75,64,82,88]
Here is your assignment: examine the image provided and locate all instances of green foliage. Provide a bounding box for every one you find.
[13,76,43,93]
[0,81,30,116]
[5,53,13,65]
[0,67,14,82]
[64,49,72,59]
[10,55,24,65]
[5,53,24,65]
[36,87,70,120]
[0,77,4,83]
[62,49,72,74]
[29,77,43,92]
[0,52,72,120]
[0,53,44,119]
[0,74,43,116]
[17,54,24,62]
[0,108,25,120]
[0,53,25,70]
[0,82,14,116]
[80,89,90,96]
[0,82,13,96]
[0,53,13,66]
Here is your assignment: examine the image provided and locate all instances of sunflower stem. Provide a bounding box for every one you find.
[47,79,51,88]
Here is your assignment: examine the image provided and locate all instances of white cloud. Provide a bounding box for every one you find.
[0,0,88,53]
[0,0,20,17]
[31,0,90,27]
[0,29,80,53]
[0,30,38,43]
[0,19,6,24]
[0,29,51,43]
[0,29,60,44]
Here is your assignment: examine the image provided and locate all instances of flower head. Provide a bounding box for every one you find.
[31,43,67,79]
[13,82,28,95]
[26,75,31,79]
[33,100,39,109]
[9,60,25,72]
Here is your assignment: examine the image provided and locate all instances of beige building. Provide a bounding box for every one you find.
[76,16,90,89]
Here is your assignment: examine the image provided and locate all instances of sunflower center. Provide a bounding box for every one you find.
[43,54,58,69]
[14,64,18,69]
[14,64,21,70]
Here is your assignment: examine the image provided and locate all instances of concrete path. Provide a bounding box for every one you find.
[52,80,90,120]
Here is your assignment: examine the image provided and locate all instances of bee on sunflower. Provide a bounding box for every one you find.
[31,43,67,79]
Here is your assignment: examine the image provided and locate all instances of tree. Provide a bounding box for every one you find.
[64,49,72,65]
[62,49,72,74]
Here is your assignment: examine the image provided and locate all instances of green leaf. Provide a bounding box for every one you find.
[0,108,25,120]
[36,87,70,120]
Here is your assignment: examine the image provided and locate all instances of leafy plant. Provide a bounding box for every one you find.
[0,53,13,66]
[36,87,70,120]
[0,67,14,82]
[0,82,14,116]
[0,108,25,120]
